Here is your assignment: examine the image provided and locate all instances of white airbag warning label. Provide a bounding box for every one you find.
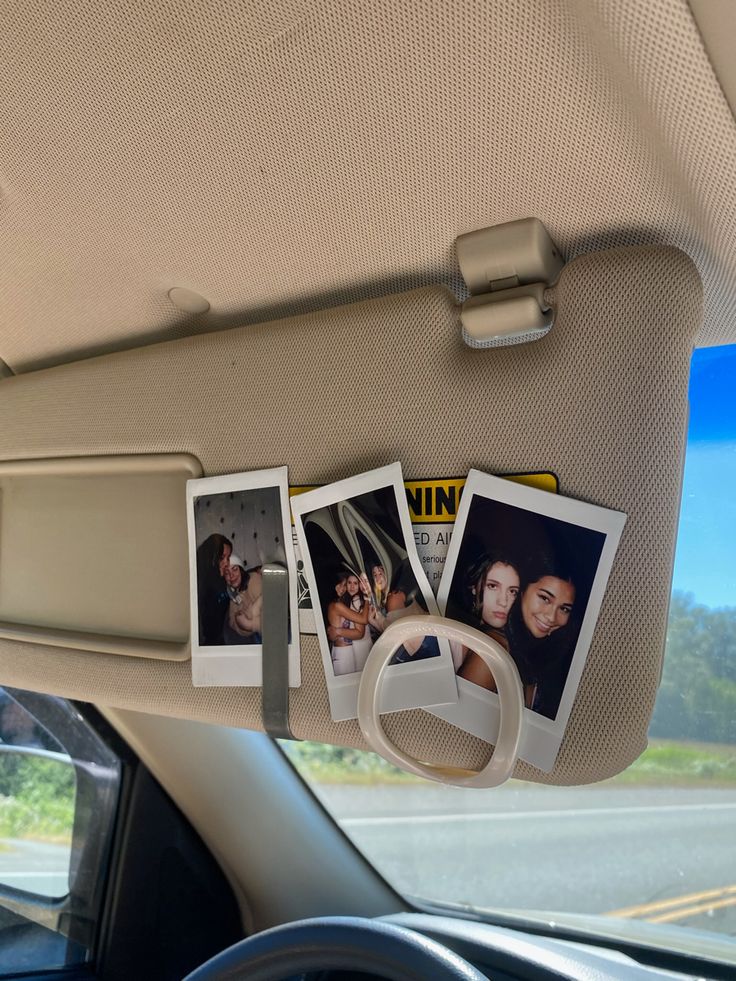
[413,524,454,586]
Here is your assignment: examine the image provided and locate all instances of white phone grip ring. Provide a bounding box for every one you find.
[357,615,524,788]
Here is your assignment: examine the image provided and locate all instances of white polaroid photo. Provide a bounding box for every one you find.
[292,463,459,721]
[432,469,626,772]
[186,467,300,687]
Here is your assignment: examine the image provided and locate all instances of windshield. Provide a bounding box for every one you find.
[282,344,736,958]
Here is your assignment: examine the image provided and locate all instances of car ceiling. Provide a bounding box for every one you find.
[2,0,735,374]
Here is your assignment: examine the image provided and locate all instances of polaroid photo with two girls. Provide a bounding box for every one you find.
[433,469,626,771]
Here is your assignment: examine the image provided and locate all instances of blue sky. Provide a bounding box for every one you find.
[671,345,736,608]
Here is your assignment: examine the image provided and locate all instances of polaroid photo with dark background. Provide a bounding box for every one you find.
[292,463,458,721]
[433,469,625,771]
[187,467,300,687]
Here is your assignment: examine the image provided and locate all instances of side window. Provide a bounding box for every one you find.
[0,687,120,976]
[280,346,736,946]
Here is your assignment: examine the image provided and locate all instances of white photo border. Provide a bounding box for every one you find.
[292,462,458,721]
[186,466,301,687]
[433,469,626,772]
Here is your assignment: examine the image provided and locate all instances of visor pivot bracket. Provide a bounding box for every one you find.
[456,218,564,349]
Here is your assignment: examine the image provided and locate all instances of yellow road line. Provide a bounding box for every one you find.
[649,894,736,924]
[606,884,736,918]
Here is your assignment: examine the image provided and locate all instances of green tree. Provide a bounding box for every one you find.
[0,755,75,801]
[651,592,736,743]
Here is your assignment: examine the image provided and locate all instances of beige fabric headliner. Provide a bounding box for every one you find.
[0,246,702,784]
[0,0,732,371]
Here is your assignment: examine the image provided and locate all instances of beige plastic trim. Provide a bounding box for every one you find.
[456,218,564,295]
[0,359,12,379]
[0,454,201,480]
[689,0,736,121]
[0,454,202,660]
[460,284,552,347]
[0,623,193,660]
[457,220,561,348]
[102,709,405,932]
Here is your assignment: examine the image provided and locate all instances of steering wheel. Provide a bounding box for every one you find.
[183,915,488,981]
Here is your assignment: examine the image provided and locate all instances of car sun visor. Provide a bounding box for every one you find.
[0,245,702,785]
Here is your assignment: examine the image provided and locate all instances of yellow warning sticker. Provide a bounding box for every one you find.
[290,472,557,523]
[403,472,557,523]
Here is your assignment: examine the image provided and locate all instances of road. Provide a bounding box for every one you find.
[0,838,70,897]
[314,782,736,938]
[2,782,735,943]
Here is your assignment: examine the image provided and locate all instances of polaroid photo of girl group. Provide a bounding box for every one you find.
[187,462,625,772]
[291,464,458,721]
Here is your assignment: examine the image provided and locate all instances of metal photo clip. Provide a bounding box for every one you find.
[357,616,523,788]
[261,563,297,740]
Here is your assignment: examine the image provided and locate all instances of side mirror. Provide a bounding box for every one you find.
[0,744,76,898]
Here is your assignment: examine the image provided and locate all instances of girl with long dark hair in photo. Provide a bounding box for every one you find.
[325,570,372,676]
[506,551,578,717]
[345,573,374,671]
[196,533,232,646]
[455,551,521,684]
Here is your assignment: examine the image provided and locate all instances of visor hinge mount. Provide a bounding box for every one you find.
[455,218,564,349]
